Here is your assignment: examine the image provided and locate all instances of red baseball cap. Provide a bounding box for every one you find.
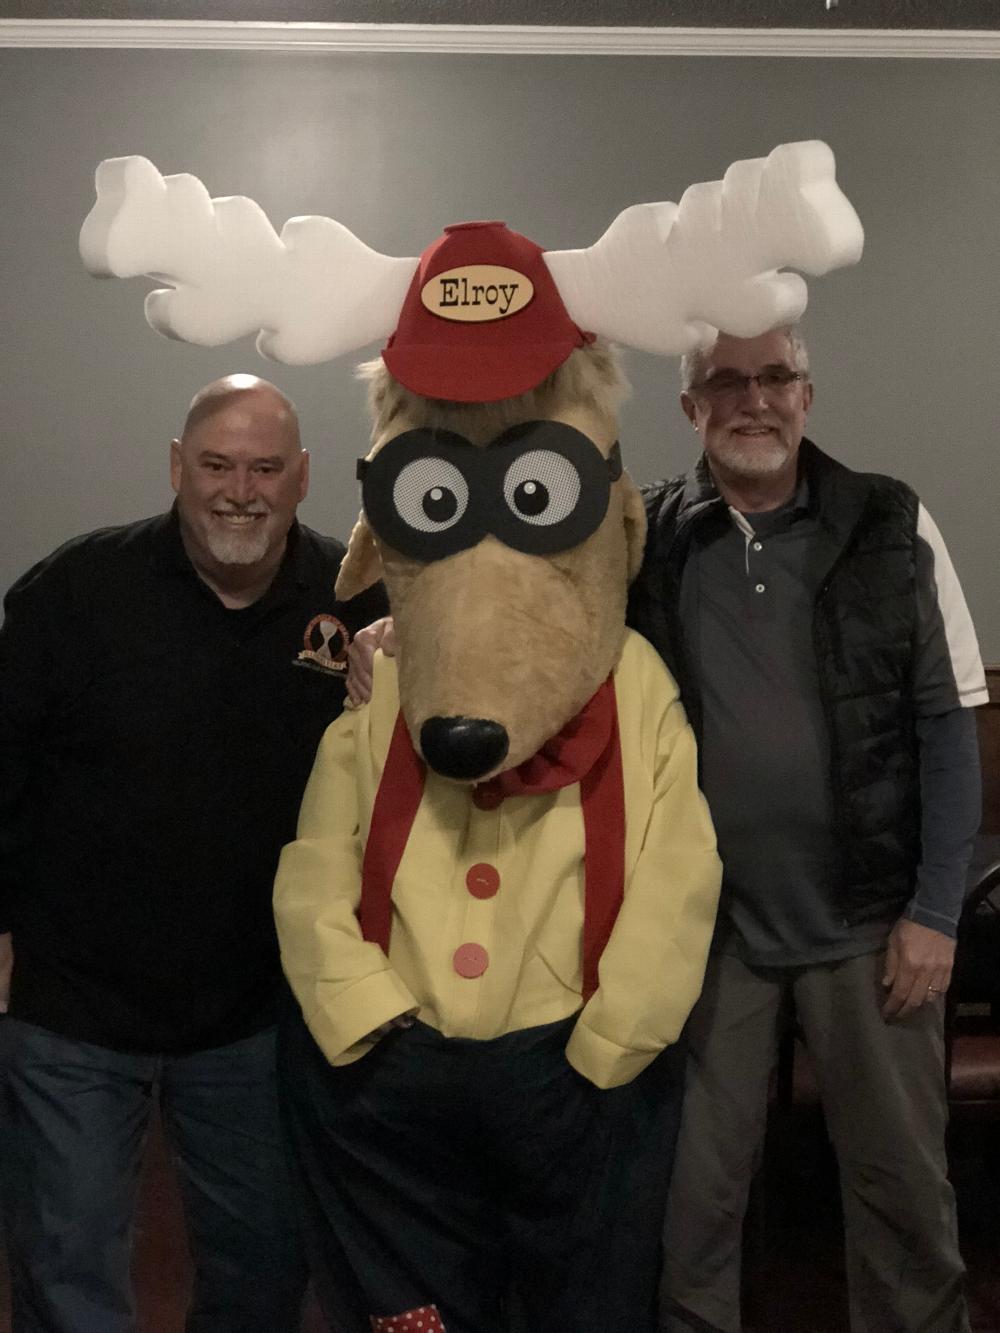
[382,221,593,404]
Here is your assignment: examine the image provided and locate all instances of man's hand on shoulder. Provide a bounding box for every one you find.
[0,932,13,1013]
[346,616,396,707]
[881,917,955,1019]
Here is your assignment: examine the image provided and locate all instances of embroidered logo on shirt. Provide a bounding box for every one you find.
[294,613,350,675]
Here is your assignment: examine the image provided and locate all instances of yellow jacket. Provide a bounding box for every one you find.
[274,629,721,1089]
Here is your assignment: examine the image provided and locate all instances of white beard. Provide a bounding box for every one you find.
[713,433,790,479]
[205,518,272,565]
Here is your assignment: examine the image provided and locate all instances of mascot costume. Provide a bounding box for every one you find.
[82,142,862,1332]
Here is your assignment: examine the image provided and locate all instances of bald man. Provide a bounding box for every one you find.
[0,376,386,1332]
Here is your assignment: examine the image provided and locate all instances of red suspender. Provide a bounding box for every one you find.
[358,712,425,952]
[579,685,625,1001]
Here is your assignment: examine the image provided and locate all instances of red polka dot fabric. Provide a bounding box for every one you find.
[370,1304,446,1331]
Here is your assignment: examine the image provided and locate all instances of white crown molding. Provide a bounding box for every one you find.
[0,20,998,58]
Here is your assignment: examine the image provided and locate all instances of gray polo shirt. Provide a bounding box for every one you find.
[680,481,983,967]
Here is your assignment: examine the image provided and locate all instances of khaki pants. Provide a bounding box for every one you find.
[661,950,969,1333]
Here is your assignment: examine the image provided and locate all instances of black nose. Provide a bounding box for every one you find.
[420,717,509,781]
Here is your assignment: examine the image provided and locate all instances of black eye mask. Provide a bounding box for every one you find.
[357,420,623,563]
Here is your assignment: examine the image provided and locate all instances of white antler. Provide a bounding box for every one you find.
[543,141,863,355]
[80,156,418,364]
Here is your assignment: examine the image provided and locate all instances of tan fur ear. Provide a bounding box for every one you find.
[621,472,648,584]
[335,512,384,600]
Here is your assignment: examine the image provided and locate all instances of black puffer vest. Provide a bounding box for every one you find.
[628,439,921,927]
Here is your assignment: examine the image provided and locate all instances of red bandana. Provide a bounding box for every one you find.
[359,678,625,1002]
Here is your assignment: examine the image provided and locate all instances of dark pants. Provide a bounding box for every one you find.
[280,1011,684,1333]
[0,1018,308,1333]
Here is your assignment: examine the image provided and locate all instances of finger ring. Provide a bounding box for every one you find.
[927,985,941,995]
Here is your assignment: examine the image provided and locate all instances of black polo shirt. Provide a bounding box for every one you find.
[0,510,387,1052]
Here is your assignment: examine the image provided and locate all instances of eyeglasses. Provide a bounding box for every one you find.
[357,422,623,564]
[690,367,806,402]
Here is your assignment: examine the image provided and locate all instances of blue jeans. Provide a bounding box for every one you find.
[0,1018,308,1333]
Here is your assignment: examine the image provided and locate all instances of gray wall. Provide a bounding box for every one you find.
[2,47,998,656]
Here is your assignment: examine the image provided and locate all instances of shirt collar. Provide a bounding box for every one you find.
[148,506,191,574]
[728,472,811,535]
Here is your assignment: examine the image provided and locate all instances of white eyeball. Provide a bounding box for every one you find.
[502,451,581,527]
[393,458,470,533]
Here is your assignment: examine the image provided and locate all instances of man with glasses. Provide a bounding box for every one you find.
[628,326,986,1333]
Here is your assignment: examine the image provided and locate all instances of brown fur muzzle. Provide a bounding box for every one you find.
[377,478,643,782]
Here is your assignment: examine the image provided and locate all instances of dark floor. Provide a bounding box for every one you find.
[1,1104,997,1331]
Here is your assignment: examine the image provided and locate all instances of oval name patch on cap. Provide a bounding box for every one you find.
[421,265,533,323]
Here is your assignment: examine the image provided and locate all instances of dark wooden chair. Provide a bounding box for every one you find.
[946,669,1000,1113]
[946,854,1000,1117]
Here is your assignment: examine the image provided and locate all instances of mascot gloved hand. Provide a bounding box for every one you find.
[82,144,862,1333]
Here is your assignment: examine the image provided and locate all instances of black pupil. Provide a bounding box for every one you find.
[514,479,549,517]
[423,486,457,523]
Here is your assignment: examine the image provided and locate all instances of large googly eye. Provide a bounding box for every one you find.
[392,457,470,533]
[502,451,582,527]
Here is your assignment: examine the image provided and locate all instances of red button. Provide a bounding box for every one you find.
[472,785,503,811]
[453,943,489,978]
[466,863,500,899]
